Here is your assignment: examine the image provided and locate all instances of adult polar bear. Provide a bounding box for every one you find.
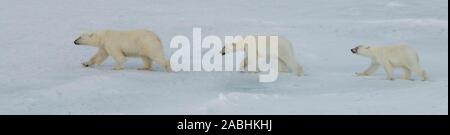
[351,45,428,81]
[221,35,304,76]
[74,29,172,72]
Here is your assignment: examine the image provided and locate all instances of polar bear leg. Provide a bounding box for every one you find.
[283,57,304,76]
[148,52,172,72]
[278,59,289,72]
[245,57,259,73]
[280,51,304,76]
[83,48,109,67]
[410,65,428,81]
[153,57,172,72]
[357,63,380,76]
[240,57,288,72]
[107,48,126,70]
[239,56,259,73]
[293,62,304,76]
[138,56,153,70]
[402,66,412,80]
[287,62,304,76]
[240,57,248,72]
[382,62,394,80]
[93,48,109,65]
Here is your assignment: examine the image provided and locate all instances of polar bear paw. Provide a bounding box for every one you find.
[138,67,152,71]
[82,62,93,67]
[355,72,369,76]
[113,67,124,70]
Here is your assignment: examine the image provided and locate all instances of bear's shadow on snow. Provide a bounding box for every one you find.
[219,73,299,94]
[93,59,166,71]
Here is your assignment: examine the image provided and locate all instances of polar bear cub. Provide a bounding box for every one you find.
[220,35,304,76]
[351,45,427,81]
[74,29,172,72]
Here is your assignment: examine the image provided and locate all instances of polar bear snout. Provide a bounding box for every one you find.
[220,47,226,55]
[351,46,364,54]
[74,37,81,45]
[351,48,358,54]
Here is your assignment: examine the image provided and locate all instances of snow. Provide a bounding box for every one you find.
[0,0,447,114]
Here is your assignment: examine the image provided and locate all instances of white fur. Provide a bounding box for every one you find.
[352,45,428,81]
[74,29,172,72]
[221,35,304,76]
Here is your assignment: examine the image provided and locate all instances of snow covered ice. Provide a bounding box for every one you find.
[0,0,447,114]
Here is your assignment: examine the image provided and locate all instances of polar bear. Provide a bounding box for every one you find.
[351,45,427,81]
[74,29,172,72]
[220,35,304,76]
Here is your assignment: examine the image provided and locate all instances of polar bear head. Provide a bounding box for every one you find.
[74,32,103,47]
[351,45,372,57]
[220,36,258,55]
[220,42,246,55]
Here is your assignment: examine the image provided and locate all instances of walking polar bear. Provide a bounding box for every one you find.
[351,45,428,81]
[220,35,304,76]
[74,29,172,72]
